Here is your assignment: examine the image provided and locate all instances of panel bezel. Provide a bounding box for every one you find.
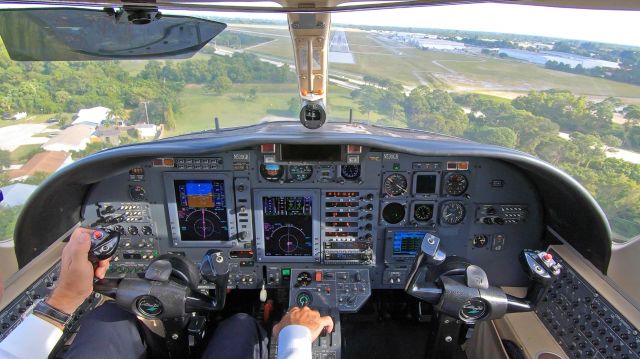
[253,189,321,263]
[411,171,441,198]
[163,172,238,248]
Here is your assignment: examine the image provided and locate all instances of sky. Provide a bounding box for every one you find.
[208,3,640,47]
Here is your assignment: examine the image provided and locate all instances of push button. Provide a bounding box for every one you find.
[315,271,323,282]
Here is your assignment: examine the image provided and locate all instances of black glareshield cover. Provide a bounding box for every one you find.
[0,8,226,61]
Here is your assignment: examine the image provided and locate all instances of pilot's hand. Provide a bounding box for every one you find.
[272,306,334,341]
[46,228,111,314]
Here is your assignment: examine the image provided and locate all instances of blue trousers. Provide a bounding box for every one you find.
[65,302,268,359]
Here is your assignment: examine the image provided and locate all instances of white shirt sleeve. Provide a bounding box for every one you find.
[0,315,63,359]
[276,325,312,359]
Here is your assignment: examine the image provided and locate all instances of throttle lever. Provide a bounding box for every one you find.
[200,249,230,310]
[519,249,562,306]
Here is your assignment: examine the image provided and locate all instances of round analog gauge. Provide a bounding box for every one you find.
[382,202,406,224]
[445,173,468,196]
[129,185,146,201]
[113,225,125,235]
[383,174,408,196]
[341,165,361,180]
[185,208,225,240]
[296,272,312,287]
[441,202,466,225]
[141,226,153,235]
[289,165,314,182]
[128,225,139,235]
[413,203,434,222]
[260,164,284,182]
[296,291,313,307]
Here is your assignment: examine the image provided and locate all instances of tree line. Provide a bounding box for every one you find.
[0,39,292,130]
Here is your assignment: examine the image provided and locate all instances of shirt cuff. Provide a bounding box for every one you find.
[277,325,312,359]
[0,314,63,359]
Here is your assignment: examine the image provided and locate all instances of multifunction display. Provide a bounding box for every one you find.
[392,231,427,256]
[174,180,229,241]
[262,196,313,257]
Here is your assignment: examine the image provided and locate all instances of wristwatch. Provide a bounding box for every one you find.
[33,300,72,328]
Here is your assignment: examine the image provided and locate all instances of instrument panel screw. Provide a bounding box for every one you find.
[171,333,179,340]
[445,336,452,342]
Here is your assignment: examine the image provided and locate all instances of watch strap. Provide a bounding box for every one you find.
[33,300,71,328]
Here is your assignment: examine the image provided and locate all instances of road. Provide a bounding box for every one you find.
[0,124,49,151]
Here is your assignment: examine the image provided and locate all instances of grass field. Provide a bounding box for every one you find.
[228,25,294,60]
[165,83,298,137]
[164,83,387,137]
[0,113,69,129]
[10,144,42,163]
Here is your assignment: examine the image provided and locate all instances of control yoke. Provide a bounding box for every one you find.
[93,251,230,321]
[404,234,562,323]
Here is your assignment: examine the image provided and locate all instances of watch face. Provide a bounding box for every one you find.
[136,295,163,317]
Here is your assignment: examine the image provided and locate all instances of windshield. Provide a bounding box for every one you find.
[1,4,640,274]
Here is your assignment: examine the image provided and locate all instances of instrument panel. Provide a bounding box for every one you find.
[82,144,544,291]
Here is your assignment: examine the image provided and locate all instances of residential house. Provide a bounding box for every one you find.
[71,106,111,128]
[42,124,94,152]
[7,151,72,181]
[91,127,122,146]
[134,123,158,139]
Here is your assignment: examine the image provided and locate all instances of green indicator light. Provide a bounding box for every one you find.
[393,163,401,171]
[281,268,291,277]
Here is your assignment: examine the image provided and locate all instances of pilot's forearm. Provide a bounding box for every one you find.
[277,325,313,359]
[0,314,62,359]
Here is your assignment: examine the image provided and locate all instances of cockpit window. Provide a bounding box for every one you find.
[1,4,640,275]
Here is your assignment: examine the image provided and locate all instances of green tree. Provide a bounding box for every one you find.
[624,104,640,145]
[248,87,258,101]
[601,134,623,147]
[210,75,232,95]
[378,83,405,121]
[464,127,517,148]
[570,132,606,167]
[404,86,468,136]
[165,103,177,130]
[0,205,23,240]
[354,86,383,121]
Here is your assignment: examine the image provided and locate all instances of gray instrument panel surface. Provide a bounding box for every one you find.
[82,146,544,290]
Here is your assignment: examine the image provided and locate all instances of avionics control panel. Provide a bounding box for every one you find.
[289,269,371,313]
[537,250,640,359]
[0,263,103,344]
[83,143,544,291]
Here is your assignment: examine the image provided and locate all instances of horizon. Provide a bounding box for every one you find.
[194,3,640,48]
